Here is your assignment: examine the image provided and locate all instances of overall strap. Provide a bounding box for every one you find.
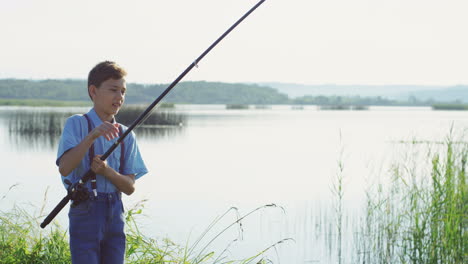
[83,114,126,195]
[83,114,97,196]
[118,125,125,174]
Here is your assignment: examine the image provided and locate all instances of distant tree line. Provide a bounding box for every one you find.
[0,79,90,101]
[293,95,394,106]
[291,95,440,106]
[0,79,288,105]
[0,79,459,106]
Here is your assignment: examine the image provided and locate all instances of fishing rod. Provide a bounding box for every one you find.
[40,0,267,228]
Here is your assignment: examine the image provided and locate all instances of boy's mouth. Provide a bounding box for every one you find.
[112,103,121,108]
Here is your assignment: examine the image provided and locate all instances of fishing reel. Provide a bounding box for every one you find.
[64,179,89,207]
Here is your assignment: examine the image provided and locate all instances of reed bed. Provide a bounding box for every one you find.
[316,131,467,263]
[353,134,467,263]
[319,105,369,111]
[8,111,67,136]
[226,104,249,110]
[116,105,186,127]
[7,111,70,149]
[4,108,186,149]
[432,104,468,111]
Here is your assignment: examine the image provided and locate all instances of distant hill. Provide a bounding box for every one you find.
[0,79,289,105]
[1,79,465,106]
[261,82,468,102]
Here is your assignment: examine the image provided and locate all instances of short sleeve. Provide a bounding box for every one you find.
[121,130,148,180]
[56,115,83,166]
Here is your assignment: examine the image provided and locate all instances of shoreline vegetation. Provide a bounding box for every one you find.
[350,135,466,263]
[2,98,468,111]
[0,197,288,264]
[6,106,187,149]
[0,98,92,107]
[432,103,468,110]
[1,79,466,108]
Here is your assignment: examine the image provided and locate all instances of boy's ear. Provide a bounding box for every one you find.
[89,85,97,101]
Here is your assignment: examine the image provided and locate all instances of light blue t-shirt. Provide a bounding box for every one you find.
[56,108,148,193]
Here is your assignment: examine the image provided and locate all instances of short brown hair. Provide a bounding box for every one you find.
[88,61,127,99]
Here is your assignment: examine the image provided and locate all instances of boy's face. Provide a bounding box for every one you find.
[90,78,126,120]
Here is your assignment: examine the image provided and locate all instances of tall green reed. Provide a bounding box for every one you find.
[356,132,467,263]
[331,132,346,264]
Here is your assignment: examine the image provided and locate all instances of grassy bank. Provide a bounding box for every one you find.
[0,199,285,263]
[432,104,468,110]
[0,98,91,107]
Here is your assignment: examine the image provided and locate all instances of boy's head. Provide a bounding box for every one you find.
[88,61,128,120]
[88,61,127,100]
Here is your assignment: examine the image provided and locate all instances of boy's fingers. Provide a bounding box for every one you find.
[94,123,119,140]
[107,125,119,140]
[105,122,118,129]
[105,123,119,139]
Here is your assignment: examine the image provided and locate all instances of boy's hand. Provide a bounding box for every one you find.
[91,155,110,176]
[90,122,120,141]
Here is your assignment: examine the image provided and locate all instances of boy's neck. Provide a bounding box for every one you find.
[94,108,115,123]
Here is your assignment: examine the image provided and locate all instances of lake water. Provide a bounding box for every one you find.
[0,105,466,263]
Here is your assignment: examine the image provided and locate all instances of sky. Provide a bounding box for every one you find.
[1,0,467,86]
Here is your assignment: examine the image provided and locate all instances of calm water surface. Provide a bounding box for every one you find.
[0,105,466,263]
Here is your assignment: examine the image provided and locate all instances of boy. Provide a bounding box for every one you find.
[56,61,148,263]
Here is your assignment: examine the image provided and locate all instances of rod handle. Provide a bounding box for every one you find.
[40,194,71,228]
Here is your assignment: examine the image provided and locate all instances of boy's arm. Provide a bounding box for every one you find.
[59,122,120,176]
[91,155,136,195]
[58,134,94,176]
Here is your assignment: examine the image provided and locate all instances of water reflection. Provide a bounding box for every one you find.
[3,108,186,150]
[117,106,187,142]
